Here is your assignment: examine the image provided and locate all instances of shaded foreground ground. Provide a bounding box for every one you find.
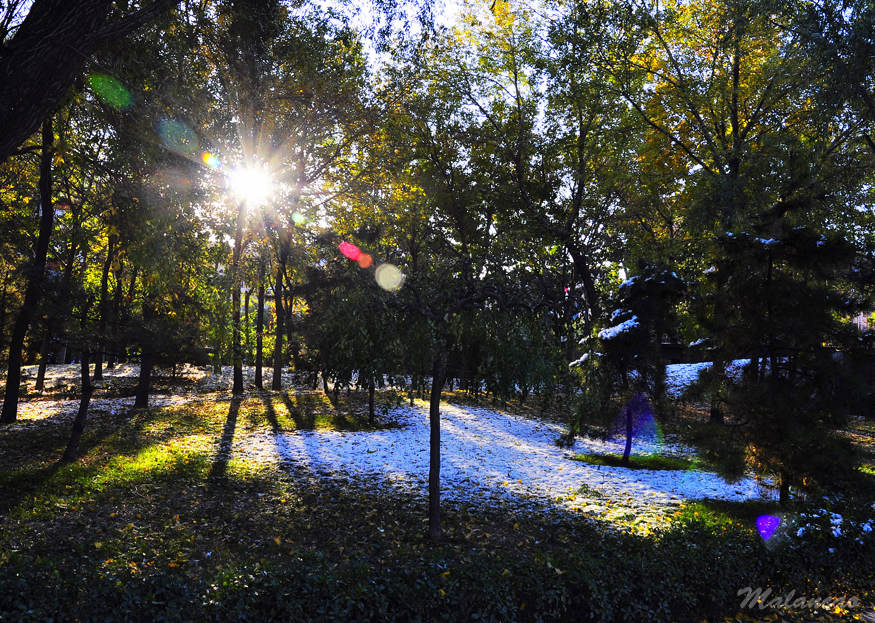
[0,369,873,621]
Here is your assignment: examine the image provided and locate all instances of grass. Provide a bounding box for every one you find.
[0,386,873,622]
[571,451,699,471]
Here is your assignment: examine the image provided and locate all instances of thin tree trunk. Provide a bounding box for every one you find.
[62,349,93,462]
[35,331,49,392]
[271,263,284,391]
[231,204,244,395]
[622,402,633,465]
[106,268,123,368]
[1,118,54,424]
[0,273,9,359]
[134,299,153,408]
[254,261,265,389]
[244,288,251,365]
[322,371,329,394]
[93,237,114,381]
[428,348,448,541]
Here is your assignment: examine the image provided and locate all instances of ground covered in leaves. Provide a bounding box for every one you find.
[0,366,874,622]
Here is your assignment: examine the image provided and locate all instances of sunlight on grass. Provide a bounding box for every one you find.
[571,452,698,471]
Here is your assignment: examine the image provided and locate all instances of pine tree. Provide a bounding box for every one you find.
[704,226,864,503]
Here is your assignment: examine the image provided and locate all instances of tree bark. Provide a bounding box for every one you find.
[254,261,265,389]
[244,288,251,365]
[1,118,54,424]
[0,273,9,359]
[93,237,114,381]
[35,331,50,392]
[428,348,448,542]
[106,268,123,367]
[62,349,93,462]
[134,299,153,408]
[271,263,285,391]
[231,204,245,395]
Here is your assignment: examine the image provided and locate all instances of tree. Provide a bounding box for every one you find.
[702,228,866,503]
[0,0,176,164]
[0,118,54,424]
[575,264,684,463]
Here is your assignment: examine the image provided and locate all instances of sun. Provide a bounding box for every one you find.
[227,165,274,207]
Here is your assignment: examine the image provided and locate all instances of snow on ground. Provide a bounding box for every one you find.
[8,395,192,431]
[231,402,777,531]
[22,360,741,401]
[665,359,750,398]
[8,363,783,531]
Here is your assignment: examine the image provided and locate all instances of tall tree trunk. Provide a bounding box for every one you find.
[1,118,54,424]
[231,204,245,395]
[568,246,600,329]
[322,370,329,394]
[93,237,114,381]
[428,348,448,542]
[62,348,93,462]
[134,299,153,408]
[244,288,251,365]
[254,260,265,389]
[35,330,50,392]
[622,402,633,465]
[0,273,8,359]
[106,269,122,367]
[271,263,284,391]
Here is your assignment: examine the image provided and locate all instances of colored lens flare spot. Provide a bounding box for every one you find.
[375,263,404,291]
[87,73,133,110]
[291,212,307,226]
[608,393,663,452]
[357,253,373,269]
[201,152,220,168]
[756,514,781,541]
[339,241,361,261]
[158,119,199,156]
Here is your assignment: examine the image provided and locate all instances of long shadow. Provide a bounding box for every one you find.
[0,406,143,516]
[282,392,315,429]
[262,396,282,433]
[207,397,241,485]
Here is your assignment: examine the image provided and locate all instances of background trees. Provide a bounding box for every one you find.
[0,0,872,532]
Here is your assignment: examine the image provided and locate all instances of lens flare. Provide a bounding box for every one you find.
[339,241,361,261]
[87,73,133,110]
[375,263,404,291]
[152,168,192,193]
[202,152,220,168]
[357,253,373,269]
[158,119,199,156]
[227,165,274,206]
[757,514,781,541]
[291,212,306,226]
[608,393,664,454]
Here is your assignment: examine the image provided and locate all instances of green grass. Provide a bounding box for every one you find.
[570,451,699,471]
[0,389,873,622]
